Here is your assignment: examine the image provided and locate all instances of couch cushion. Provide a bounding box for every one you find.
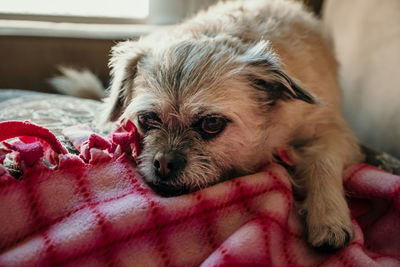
[0,90,102,135]
[0,90,105,153]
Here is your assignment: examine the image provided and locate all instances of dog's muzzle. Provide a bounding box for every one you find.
[153,150,186,181]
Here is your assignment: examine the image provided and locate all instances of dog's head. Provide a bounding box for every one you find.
[103,35,316,196]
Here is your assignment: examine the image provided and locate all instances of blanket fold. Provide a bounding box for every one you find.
[0,121,399,267]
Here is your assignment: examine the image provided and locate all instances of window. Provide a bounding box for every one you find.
[0,0,219,25]
[0,0,218,39]
[0,0,149,23]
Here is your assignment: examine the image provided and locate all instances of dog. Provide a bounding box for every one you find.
[52,0,364,251]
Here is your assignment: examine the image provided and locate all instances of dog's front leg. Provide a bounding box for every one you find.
[294,128,362,251]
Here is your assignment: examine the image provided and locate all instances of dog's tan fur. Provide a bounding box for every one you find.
[63,0,364,251]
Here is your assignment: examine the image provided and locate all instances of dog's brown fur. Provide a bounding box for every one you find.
[58,0,364,251]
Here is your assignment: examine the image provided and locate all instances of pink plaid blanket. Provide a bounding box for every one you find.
[0,121,399,267]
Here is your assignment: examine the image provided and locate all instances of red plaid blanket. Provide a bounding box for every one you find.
[0,121,399,267]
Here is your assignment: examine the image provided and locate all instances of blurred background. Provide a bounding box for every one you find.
[0,0,399,157]
[0,0,323,93]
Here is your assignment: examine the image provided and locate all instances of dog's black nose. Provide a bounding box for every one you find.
[153,151,186,180]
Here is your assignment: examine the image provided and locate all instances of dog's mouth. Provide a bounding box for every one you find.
[147,182,193,197]
[146,169,246,197]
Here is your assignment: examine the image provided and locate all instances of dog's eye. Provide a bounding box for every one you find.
[202,117,225,133]
[138,112,161,132]
[197,116,228,139]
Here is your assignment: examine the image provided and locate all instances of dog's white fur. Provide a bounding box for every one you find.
[49,66,104,100]
[53,0,364,250]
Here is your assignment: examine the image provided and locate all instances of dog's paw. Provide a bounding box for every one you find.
[307,223,352,252]
[300,188,354,251]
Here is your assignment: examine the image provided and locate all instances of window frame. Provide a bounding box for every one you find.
[0,12,147,25]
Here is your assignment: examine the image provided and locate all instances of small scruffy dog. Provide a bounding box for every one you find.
[54,0,363,251]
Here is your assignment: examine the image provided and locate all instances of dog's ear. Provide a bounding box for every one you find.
[102,40,146,122]
[238,41,317,105]
[250,69,317,105]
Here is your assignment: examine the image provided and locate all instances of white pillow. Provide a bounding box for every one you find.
[323,0,400,158]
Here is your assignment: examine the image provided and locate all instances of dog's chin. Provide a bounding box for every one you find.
[144,172,223,197]
[143,168,252,197]
[147,182,193,197]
